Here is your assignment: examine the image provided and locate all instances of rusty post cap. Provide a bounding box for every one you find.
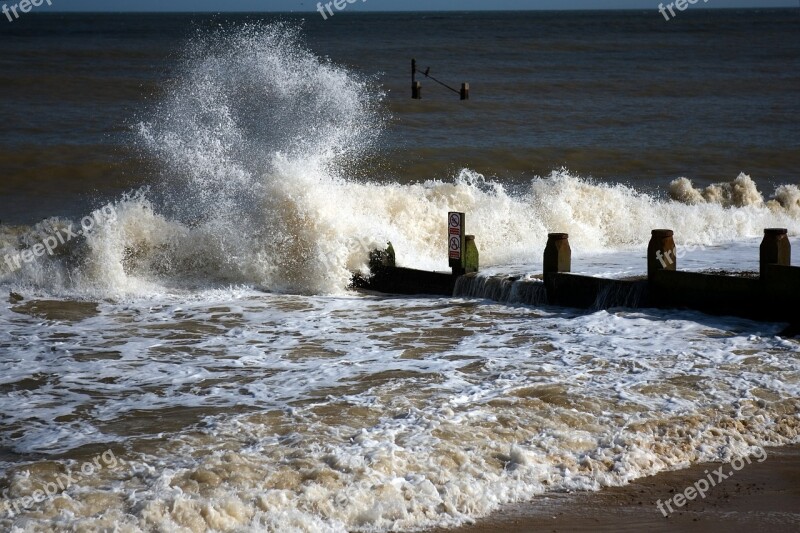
[465,235,475,241]
[651,229,674,237]
[547,233,569,240]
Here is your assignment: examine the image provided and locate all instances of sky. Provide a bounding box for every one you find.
[44,0,800,13]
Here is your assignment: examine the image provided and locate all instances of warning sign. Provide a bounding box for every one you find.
[448,212,464,264]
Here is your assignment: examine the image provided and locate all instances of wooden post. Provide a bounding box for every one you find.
[648,229,676,281]
[464,235,479,273]
[368,242,396,272]
[411,59,421,99]
[760,228,790,278]
[412,81,422,100]
[460,82,469,100]
[543,233,571,274]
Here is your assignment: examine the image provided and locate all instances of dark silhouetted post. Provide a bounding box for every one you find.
[648,229,676,280]
[369,242,396,272]
[460,83,469,100]
[412,59,421,99]
[760,228,790,277]
[412,81,422,100]
[544,233,571,274]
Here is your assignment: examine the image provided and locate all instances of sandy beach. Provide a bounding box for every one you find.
[437,445,800,533]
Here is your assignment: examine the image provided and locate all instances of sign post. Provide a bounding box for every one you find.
[448,211,465,275]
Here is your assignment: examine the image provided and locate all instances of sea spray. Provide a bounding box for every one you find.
[136,22,388,294]
[3,172,800,297]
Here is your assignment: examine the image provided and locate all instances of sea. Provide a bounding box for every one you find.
[0,8,799,532]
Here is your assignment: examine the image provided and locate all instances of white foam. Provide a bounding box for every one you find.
[2,170,798,298]
[0,290,798,531]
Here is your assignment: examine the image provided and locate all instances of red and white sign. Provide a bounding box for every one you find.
[449,213,461,229]
[448,212,463,261]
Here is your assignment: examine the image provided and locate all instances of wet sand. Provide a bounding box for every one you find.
[434,445,800,533]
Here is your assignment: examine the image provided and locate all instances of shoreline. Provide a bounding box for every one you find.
[432,445,800,533]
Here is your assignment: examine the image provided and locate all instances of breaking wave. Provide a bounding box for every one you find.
[1,24,798,297]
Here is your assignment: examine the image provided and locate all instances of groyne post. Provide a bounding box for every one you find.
[369,242,396,272]
[464,235,479,273]
[411,59,421,99]
[647,229,676,281]
[412,81,422,100]
[543,233,571,274]
[460,83,469,100]
[760,228,790,278]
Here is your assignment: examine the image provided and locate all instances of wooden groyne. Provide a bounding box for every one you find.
[351,213,800,332]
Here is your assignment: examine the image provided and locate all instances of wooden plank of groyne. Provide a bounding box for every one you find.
[352,266,456,297]
[652,270,763,319]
